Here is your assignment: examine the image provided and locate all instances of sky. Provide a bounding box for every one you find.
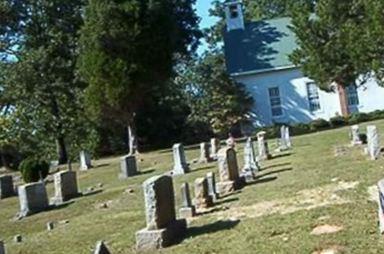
[195,0,219,54]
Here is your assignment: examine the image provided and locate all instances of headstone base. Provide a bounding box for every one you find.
[136,219,186,251]
[179,207,196,219]
[241,171,256,184]
[194,196,213,210]
[216,181,236,196]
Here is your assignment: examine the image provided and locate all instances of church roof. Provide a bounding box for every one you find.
[224,17,297,76]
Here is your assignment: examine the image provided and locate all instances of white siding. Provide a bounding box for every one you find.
[234,68,384,127]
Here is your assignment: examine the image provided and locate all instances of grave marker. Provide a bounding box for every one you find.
[179,182,196,218]
[51,170,79,204]
[18,182,49,217]
[80,151,92,171]
[257,131,271,161]
[193,177,213,210]
[242,137,259,183]
[136,175,186,250]
[120,155,138,178]
[216,147,241,196]
[0,175,14,199]
[172,144,189,175]
[367,125,380,160]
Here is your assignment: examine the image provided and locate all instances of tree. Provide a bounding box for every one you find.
[205,0,316,46]
[0,0,86,164]
[178,52,253,137]
[289,0,384,116]
[78,0,201,154]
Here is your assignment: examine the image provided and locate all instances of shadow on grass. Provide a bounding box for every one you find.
[214,197,239,206]
[191,165,216,173]
[139,169,155,175]
[262,162,291,171]
[271,153,292,160]
[80,189,103,198]
[94,163,110,168]
[247,176,278,186]
[256,167,293,179]
[187,220,240,237]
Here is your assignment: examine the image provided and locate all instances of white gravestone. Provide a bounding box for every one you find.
[80,150,92,171]
[199,142,212,163]
[367,125,380,160]
[257,131,270,161]
[172,143,189,175]
[378,179,384,234]
[210,138,220,160]
[242,137,260,183]
[350,125,362,146]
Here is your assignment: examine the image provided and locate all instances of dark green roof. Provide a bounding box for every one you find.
[224,17,297,75]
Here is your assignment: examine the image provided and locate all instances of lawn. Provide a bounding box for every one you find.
[1,120,384,254]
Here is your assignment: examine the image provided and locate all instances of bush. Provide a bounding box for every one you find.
[309,118,330,131]
[348,112,370,125]
[329,115,347,127]
[369,110,384,121]
[290,123,311,136]
[19,157,49,183]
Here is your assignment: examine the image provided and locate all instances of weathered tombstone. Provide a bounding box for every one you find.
[0,240,5,254]
[198,142,212,163]
[242,137,260,183]
[47,221,54,231]
[378,179,384,234]
[80,150,92,171]
[210,138,220,160]
[0,175,14,199]
[367,125,380,160]
[226,136,235,148]
[120,155,138,178]
[193,177,213,210]
[135,175,186,250]
[13,235,22,243]
[285,126,292,148]
[172,143,189,175]
[206,172,218,201]
[350,125,362,146]
[257,131,271,161]
[179,182,196,218]
[18,182,49,217]
[93,241,111,254]
[216,147,241,196]
[51,170,79,204]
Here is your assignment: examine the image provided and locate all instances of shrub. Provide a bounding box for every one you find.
[19,157,49,183]
[368,110,384,120]
[290,123,311,136]
[329,115,347,127]
[348,112,370,125]
[309,118,330,131]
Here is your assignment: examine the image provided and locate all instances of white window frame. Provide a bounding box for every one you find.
[268,87,283,118]
[306,82,321,112]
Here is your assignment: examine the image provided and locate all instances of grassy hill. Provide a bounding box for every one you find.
[1,120,384,253]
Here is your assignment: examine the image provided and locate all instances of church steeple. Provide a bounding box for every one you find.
[225,1,245,31]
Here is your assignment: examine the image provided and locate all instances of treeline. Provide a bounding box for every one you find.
[0,0,252,169]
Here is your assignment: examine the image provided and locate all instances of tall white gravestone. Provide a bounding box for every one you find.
[378,179,384,234]
[367,125,380,160]
[79,150,92,171]
[350,125,362,146]
[210,138,220,160]
[198,142,212,163]
[242,137,260,183]
[257,131,271,161]
[172,143,189,175]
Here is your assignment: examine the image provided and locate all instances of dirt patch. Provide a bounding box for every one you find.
[334,146,349,157]
[310,224,344,235]
[215,181,359,220]
[312,245,346,254]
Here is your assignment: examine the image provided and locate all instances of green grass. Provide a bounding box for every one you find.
[2,120,384,253]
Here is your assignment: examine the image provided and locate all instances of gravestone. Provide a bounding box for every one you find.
[206,172,218,201]
[193,177,213,210]
[79,150,92,171]
[120,155,138,178]
[216,147,241,196]
[18,182,49,217]
[172,144,189,175]
[93,241,111,254]
[210,138,220,160]
[378,179,384,234]
[350,125,362,146]
[241,137,260,183]
[367,125,380,160]
[136,175,186,250]
[0,240,5,254]
[257,131,271,161]
[51,170,79,204]
[285,126,292,148]
[198,142,212,163]
[0,175,14,199]
[179,182,196,218]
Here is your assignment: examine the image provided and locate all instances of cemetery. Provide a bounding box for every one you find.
[2,0,384,253]
[0,121,384,253]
